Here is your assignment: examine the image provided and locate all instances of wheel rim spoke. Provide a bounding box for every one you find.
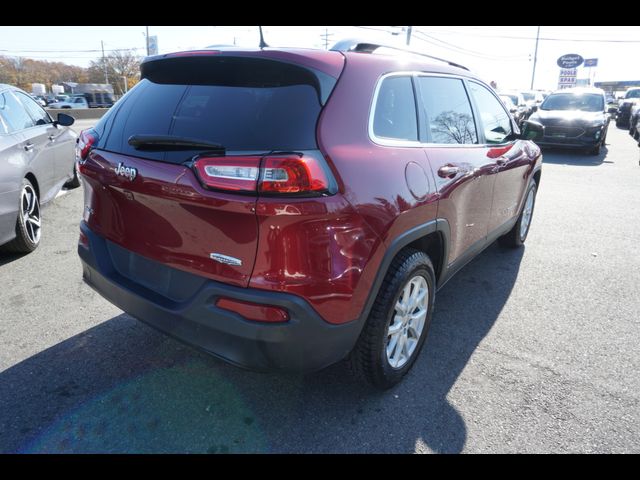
[386,274,430,369]
[21,185,40,244]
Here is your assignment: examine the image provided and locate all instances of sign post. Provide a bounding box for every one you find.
[148,36,158,56]
[584,58,598,86]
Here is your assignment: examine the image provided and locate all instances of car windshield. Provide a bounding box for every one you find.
[625,89,640,99]
[521,92,535,101]
[503,94,519,105]
[540,93,604,112]
[499,96,514,107]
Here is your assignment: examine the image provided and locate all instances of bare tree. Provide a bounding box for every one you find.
[88,49,141,95]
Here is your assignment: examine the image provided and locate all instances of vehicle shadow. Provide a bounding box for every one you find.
[0,244,523,454]
[0,251,28,268]
[540,145,609,166]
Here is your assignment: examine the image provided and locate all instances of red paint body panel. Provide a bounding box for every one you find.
[249,195,382,325]
[81,150,259,287]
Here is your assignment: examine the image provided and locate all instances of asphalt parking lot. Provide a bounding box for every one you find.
[1,125,639,453]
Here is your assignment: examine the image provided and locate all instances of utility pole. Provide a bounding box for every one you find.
[530,25,540,90]
[101,40,108,84]
[320,28,333,50]
[406,26,412,46]
[146,26,150,56]
[122,76,128,94]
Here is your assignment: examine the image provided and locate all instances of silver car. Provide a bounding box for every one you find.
[0,84,78,253]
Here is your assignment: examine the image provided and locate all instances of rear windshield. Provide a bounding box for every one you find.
[99,64,324,163]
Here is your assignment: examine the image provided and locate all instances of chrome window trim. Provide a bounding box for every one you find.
[368,71,483,149]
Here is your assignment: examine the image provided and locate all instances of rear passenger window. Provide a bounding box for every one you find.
[0,92,35,132]
[417,77,477,144]
[467,81,512,144]
[373,76,418,142]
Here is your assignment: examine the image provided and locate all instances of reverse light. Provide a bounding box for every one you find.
[193,154,333,195]
[193,156,261,192]
[215,298,289,323]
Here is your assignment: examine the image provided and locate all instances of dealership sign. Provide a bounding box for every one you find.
[557,54,584,69]
[558,68,578,90]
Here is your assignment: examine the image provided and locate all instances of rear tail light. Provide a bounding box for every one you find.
[259,156,330,194]
[193,154,334,196]
[78,229,89,249]
[76,129,98,163]
[215,298,289,323]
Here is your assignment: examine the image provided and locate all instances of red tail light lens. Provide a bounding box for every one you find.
[215,298,289,323]
[193,156,261,192]
[259,156,330,194]
[193,154,332,195]
[76,129,97,162]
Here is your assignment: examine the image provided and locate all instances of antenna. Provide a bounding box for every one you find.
[258,26,269,49]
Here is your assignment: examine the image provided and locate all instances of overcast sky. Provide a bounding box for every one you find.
[1,26,639,91]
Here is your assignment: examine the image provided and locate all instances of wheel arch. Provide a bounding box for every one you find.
[24,172,40,198]
[357,219,450,323]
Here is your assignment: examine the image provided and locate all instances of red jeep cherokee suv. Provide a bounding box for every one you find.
[77,42,543,388]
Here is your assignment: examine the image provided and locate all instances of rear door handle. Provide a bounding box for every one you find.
[24,143,34,152]
[438,165,460,178]
[48,135,56,142]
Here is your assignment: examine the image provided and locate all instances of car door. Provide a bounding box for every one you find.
[466,81,532,234]
[0,104,28,245]
[15,90,75,187]
[415,75,498,265]
[2,91,59,203]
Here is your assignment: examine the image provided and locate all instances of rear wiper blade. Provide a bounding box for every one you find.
[128,134,225,151]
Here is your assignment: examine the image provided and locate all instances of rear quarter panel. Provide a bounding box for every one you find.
[312,54,441,323]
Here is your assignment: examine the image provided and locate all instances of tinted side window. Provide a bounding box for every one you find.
[468,82,512,144]
[0,92,35,132]
[373,76,418,141]
[417,77,477,144]
[15,91,51,125]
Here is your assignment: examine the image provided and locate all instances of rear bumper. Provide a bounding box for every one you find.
[78,222,363,372]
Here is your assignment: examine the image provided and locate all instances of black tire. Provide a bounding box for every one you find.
[346,249,436,389]
[2,178,41,253]
[590,142,601,156]
[64,162,81,189]
[499,181,537,248]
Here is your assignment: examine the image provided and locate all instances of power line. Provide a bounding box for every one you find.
[412,28,640,43]
[320,28,334,50]
[412,31,529,61]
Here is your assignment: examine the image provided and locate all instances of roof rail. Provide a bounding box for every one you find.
[330,38,469,71]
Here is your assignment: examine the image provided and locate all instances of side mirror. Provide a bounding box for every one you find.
[510,108,517,114]
[518,120,544,142]
[531,105,538,113]
[55,112,75,127]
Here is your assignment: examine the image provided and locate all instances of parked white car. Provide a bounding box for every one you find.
[48,96,89,109]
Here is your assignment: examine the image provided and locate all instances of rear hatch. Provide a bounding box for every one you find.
[79,51,343,288]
